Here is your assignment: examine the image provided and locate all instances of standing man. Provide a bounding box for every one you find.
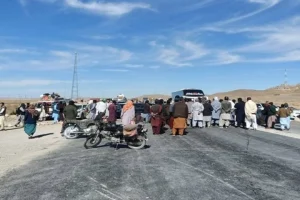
[96,99,107,119]
[108,100,117,123]
[211,97,221,126]
[229,99,236,126]
[105,99,111,118]
[15,103,26,127]
[266,102,277,129]
[263,101,270,127]
[186,99,194,127]
[52,102,60,124]
[234,98,246,128]
[0,102,6,131]
[61,100,77,136]
[191,98,204,128]
[219,97,232,128]
[245,97,258,130]
[87,100,97,120]
[150,99,163,135]
[172,97,188,136]
[278,104,290,131]
[285,103,292,129]
[203,99,213,128]
[141,100,151,123]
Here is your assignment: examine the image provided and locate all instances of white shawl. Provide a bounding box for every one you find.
[245,100,257,119]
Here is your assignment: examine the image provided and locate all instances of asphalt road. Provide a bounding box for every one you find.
[1,124,300,200]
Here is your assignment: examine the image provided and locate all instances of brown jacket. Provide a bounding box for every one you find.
[278,108,288,118]
[172,102,188,118]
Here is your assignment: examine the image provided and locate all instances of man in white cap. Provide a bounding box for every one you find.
[191,98,204,128]
[245,97,258,130]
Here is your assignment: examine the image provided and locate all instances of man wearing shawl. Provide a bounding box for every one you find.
[150,99,163,135]
[24,104,39,139]
[245,97,258,130]
[172,97,188,136]
[203,99,214,128]
[108,100,117,123]
[186,99,194,127]
[105,99,111,118]
[219,96,232,128]
[121,100,135,126]
[163,98,172,128]
[191,98,204,128]
[211,97,221,126]
[96,99,107,119]
[121,100,136,136]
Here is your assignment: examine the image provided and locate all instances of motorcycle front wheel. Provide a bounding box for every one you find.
[84,134,102,149]
[127,136,146,150]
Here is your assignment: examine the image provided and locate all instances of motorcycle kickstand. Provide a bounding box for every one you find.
[115,143,119,150]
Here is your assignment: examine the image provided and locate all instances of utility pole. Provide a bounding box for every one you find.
[71,52,79,100]
[284,68,287,89]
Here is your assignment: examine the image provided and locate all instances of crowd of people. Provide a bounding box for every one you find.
[139,95,294,136]
[0,95,294,139]
[0,102,40,138]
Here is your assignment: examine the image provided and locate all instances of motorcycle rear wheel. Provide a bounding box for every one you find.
[127,137,146,150]
[64,125,80,139]
[84,134,102,149]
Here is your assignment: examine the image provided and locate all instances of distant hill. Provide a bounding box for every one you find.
[132,84,300,108]
[209,84,300,108]
[134,94,171,101]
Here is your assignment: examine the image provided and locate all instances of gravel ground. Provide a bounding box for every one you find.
[0,122,66,177]
[0,122,300,200]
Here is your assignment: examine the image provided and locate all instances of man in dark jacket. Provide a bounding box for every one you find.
[172,97,188,136]
[203,100,213,128]
[15,103,26,127]
[266,102,277,128]
[234,98,246,128]
[142,100,151,123]
[61,101,77,135]
[63,101,77,120]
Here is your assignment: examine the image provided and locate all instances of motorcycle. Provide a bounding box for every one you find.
[63,119,98,139]
[84,122,148,150]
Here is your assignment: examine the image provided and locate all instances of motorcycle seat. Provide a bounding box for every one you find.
[123,124,138,131]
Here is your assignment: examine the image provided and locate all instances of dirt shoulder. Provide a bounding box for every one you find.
[0,123,67,177]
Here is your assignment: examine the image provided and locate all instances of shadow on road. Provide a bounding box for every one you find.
[32,133,54,139]
[91,142,151,150]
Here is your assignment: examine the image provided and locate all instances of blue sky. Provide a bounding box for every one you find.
[0,0,300,98]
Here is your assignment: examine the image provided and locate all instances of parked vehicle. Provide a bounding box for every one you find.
[84,122,148,150]
[172,88,205,102]
[75,104,87,119]
[291,109,300,120]
[63,119,97,139]
[256,104,264,111]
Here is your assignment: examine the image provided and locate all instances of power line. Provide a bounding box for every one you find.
[71,52,79,100]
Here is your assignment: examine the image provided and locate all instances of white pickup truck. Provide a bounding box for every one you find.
[35,101,53,113]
